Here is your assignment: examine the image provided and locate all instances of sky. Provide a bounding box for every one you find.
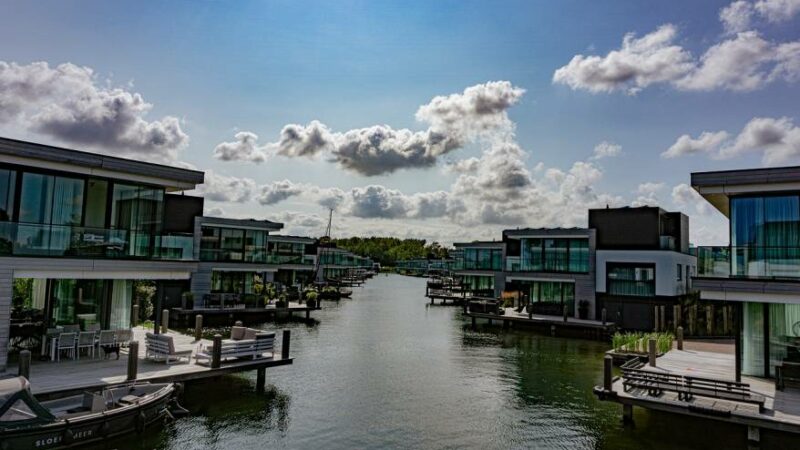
[1,0,800,245]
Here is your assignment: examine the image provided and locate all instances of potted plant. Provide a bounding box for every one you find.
[305,290,319,309]
[275,294,287,309]
[578,300,590,320]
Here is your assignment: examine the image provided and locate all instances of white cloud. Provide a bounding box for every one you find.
[213,131,268,163]
[721,1,754,34]
[755,0,800,22]
[591,141,622,160]
[0,61,188,161]
[196,170,257,203]
[257,179,305,205]
[672,183,717,216]
[661,131,730,158]
[632,182,666,207]
[718,116,800,164]
[205,206,225,217]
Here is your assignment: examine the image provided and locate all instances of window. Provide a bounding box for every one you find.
[677,264,682,281]
[220,228,244,261]
[607,263,655,297]
[110,183,164,232]
[528,281,575,316]
[731,195,800,277]
[0,168,15,221]
[520,237,589,273]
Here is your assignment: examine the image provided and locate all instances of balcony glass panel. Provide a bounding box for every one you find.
[0,168,14,221]
[607,264,655,297]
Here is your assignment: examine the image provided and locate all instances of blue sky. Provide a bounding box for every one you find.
[1,0,799,244]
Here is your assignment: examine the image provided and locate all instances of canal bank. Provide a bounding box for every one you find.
[94,274,795,449]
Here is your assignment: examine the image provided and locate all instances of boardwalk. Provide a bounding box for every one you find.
[9,327,292,396]
[467,306,615,339]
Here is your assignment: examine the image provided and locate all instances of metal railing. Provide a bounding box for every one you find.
[695,245,800,279]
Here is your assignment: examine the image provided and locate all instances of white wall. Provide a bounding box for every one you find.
[595,250,697,297]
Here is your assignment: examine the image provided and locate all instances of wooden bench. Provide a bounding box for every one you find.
[145,333,193,365]
[776,361,800,391]
[622,367,766,412]
[194,331,276,366]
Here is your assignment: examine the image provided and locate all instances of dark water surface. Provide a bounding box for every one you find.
[109,275,792,449]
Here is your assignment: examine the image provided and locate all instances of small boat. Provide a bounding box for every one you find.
[0,377,176,450]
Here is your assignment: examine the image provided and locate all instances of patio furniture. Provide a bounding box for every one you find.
[85,323,102,333]
[97,330,120,359]
[76,332,96,359]
[194,327,276,366]
[62,324,81,333]
[776,361,800,391]
[115,329,132,348]
[56,333,77,361]
[42,327,63,361]
[145,333,192,365]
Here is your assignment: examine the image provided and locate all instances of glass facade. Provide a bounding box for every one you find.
[741,302,800,377]
[462,275,494,292]
[199,227,316,264]
[731,195,800,278]
[211,271,255,294]
[607,263,655,297]
[456,247,503,271]
[526,281,575,316]
[518,238,589,273]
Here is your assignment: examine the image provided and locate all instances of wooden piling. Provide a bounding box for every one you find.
[563,304,568,323]
[127,341,139,381]
[648,338,657,367]
[161,309,169,334]
[211,334,222,369]
[18,350,31,380]
[673,304,681,330]
[194,315,203,341]
[623,404,634,424]
[281,330,291,360]
[256,368,266,393]
[603,355,613,392]
[677,326,684,350]
[653,306,659,332]
[659,305,666,331]
[601,308,607,325]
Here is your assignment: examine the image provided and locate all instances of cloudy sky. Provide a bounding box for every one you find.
[2,0,800,245]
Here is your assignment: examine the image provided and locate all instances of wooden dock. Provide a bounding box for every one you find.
[170,301,320,327]
[597,344,800,440]
[7,327,292,398]
[466,306,615,340]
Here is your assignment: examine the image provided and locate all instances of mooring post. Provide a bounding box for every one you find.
[256,368,266,393]
[281,330,291,360]
[660,305,666,331]
[677,326,684,351]
[653,306,659,332]
[603,354,613,392]
[563,304,568,323]
[211,334,222,369]
[132,304,139,327]
[127,341,139,381]
[601,308,607,325]
[19,350,31,380]
[648,338,657,367]
[706,305,714,335]
[622,404,634,424]
[194,314,203,341]
[471,316,476,331]
[161,309,169,334]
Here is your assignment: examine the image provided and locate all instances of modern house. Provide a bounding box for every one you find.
[590,206,696,330]
[692,166,800,379]
[316,246,374,282]
[267,235,318,286]
[451,241,505,297]
[0,137,204,372]
[502,228,596,319]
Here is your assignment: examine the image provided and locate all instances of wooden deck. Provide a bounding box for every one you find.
[170,301,319,326]
[467,307,615,339]
[7,327,292,397]
[606,345,800,435]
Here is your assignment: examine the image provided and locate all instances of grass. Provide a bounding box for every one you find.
[611,331,674,354]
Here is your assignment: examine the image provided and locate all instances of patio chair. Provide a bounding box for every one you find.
[85,323,102,333]
[56,332,77,361]
[62,324,81,333]
[115,329,132,348]
[145,332,192,364]
[76,331,95,359]
[98,330,119,359]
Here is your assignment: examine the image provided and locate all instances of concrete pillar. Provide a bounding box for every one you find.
[127,341,139,381]
[601,308,607,325]
[132,304,140,327]
[659,305,666,331]
[654,306,660,332]
[706,305,714,335]
[677,326,684,351]
[563,304,568,323]
[194,315,203,341]
[648,338,657,367]
[747,426,760,443]
[673,304,681,331]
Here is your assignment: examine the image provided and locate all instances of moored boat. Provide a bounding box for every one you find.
[0,377,176,450]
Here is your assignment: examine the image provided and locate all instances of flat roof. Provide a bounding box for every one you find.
[0,136,204,190]
[691,165,800,216]
[503,227,590,238]
[453,241,505,248]
[198,216,283,231]
[268,234,316,244]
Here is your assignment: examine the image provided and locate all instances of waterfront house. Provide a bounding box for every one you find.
[502,228,596,320]
[590,206,696,330]
[692,166,800,379]
[451,241,505,297]
[266,234,318,285]
[0,137,204,372]
[316,246,374,282]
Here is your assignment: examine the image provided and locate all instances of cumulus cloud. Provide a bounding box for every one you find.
[347,185,413,219]
[661,131,730,158]
[257,179,305,205]
[718,116,800,164]
[552,25,694,94]
[269,211,326,229]
[197,170,257,203]
[632,182,666,207]
[591,141,622,160]
[205,207,225,217]
[755,0,800,22]
[0,61,188,161]
[672,183,717,216]
[721,1,754,34]
[212,81,523,176]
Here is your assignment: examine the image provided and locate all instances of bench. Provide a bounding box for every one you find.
[622,367,766,412]
[194,328,275,366]
[777,361,800,391]
[145,333,193,365]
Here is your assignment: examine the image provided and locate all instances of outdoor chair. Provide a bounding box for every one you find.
[145,333,192,364]
[56,332,77,361]
[62,324,81,333]
[85,323,101,333]
[98,330,119,359]
[115,329,132,348]
[76,331,95,359]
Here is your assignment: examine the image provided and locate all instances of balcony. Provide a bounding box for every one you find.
[199,249,313,265]
[0,222,194,261]
[695,246,800,280]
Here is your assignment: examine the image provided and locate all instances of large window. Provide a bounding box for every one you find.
[463,275,494,292]
[211,271,254,294]
[111,183,164,232]
[520,238,589,273]
[200,226,272,262]
[528,281,575,316]
[0,168,15,221]
[731,195,800,278]
[461,248,503,270]
[607,263,655,297]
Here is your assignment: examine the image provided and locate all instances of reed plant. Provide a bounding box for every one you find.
[611,331,674,354]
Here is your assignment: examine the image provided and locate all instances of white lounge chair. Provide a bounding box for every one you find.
[145,333,192,365]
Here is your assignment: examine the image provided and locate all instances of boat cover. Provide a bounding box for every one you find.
[0,377,56,429]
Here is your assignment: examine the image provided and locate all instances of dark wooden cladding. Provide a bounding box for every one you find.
[163,194,204,233]
[589,206,689,253]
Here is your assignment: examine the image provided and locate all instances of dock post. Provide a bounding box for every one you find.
[653,306,659,332]
[601,308,607,326]
[127,341,139,381]
[194,315,203,341]
[622,404,634,424]
[603,355,613,392]
[471,316,476,331]
[563,305,568,323]
[648,338,657,367]
[18,350,31,380]
[306,309,310,319]
[211,334,222,369]
[659,305,666,331]
[132,304,139,327]
[706,305,713,335]
[747,426,760,444]
[673,305,680,331]
[677,326,684,350]
[161,309,169,333]
[256,368,266,393]
[281,330,291,360]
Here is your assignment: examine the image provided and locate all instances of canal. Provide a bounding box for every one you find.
[109,274,783,449]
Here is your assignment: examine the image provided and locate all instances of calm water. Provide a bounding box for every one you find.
[107,274,791,449]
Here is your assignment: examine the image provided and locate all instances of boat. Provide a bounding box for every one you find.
[0,377,176,450]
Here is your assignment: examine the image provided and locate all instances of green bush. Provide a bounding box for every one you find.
[611,331,674,354]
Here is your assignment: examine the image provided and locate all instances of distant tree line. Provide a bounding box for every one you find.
[331,237,450,266]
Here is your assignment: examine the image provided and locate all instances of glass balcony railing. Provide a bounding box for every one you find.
[199,248,314,265]
[0,221,194,261]
[695,245,800,279]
